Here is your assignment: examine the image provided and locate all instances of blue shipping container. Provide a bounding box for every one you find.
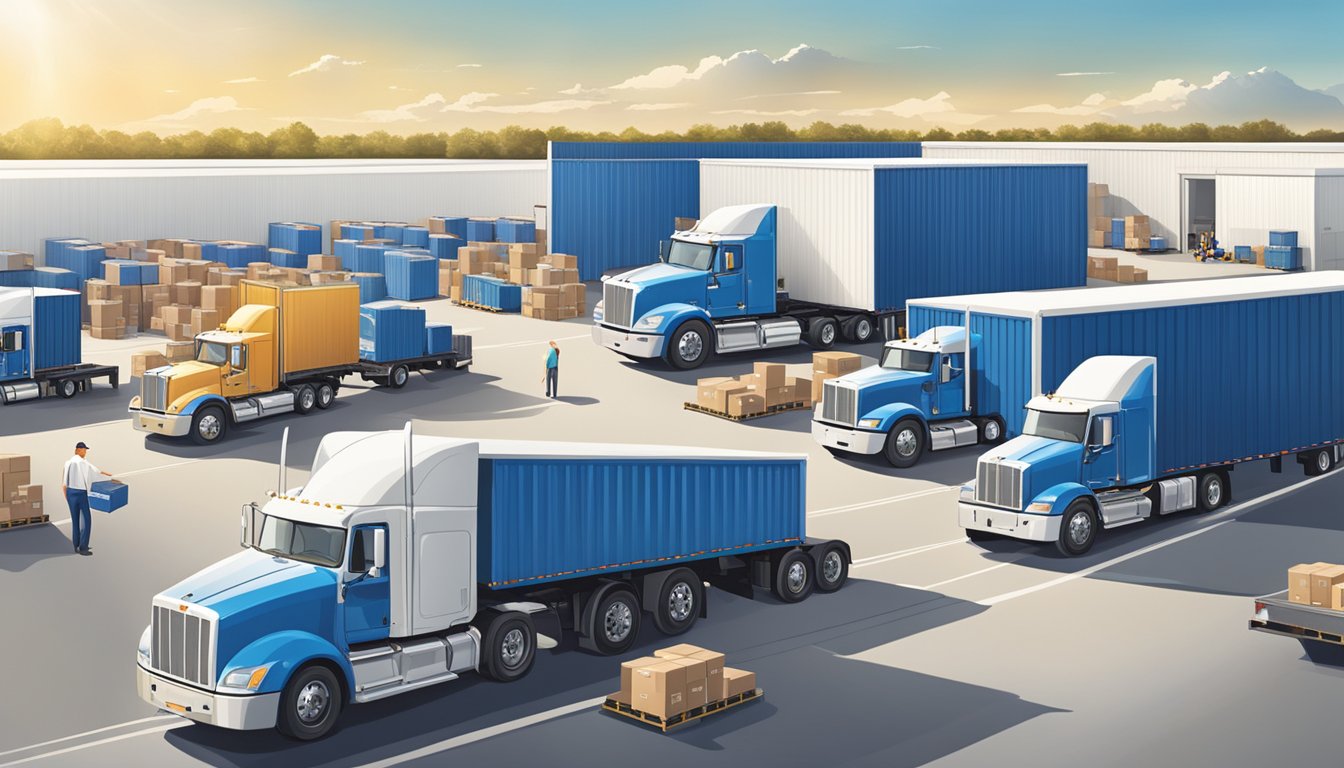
[429,234,465,260]
[461,275,522,312]
[551,141,921,281]
[430,217,468,240]
[1,287,83,375]
[32,268,78,291]
[401,226,430,248]
[195,241,221,262]
[495,218,536,244]
[342,224,374,241]
[476,445,806,589]
[466,219,495,242]
[352,273,387,304]
[334,239,361,271]
[909,273,1344,472]
[355,244,392,274]
[359,301,426,362]
[384,252,437,301]
[425,323,454,355]
[1269,230,1298,247]
[218,243,266,269]
[89,480,129,513]
[268,222,323,255]
[269,248,307,269]
[372,224,405,242]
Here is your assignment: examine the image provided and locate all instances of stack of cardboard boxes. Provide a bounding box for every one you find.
[1086,254,1149,284]
[1288,563,1344,610]
[1124,215,1152,250]
[811,351,864,404]
[441,242,586,320]
[615,643,756,722]
[694,362,813,418]
[1087,184,1109,248]
[0,454,42,524]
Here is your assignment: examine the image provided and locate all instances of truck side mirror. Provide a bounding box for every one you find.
[658,240,670,262]
[1100,416,1114,447]
[240,502,259,548]
[940,358,953,384]
[371,528,386,578]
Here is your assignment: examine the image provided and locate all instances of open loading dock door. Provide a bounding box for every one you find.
[1183,176,1216,251]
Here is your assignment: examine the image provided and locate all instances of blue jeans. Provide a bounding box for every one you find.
[546,366,558,398]
[66,490,91,551]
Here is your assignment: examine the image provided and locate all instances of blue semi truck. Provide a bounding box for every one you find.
[0,286,119,404]
[137,427,850,740]
[924,273,1344,556]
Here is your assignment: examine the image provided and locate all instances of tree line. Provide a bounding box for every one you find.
[0,117,1338,159]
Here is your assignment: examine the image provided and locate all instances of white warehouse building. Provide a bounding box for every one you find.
[926,142,1344,271]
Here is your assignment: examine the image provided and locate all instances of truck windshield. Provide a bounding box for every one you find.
[1022,408,1088,443]
[667,240,714,270]
[879,348,935,373]
[256,515,345,568]
[196,341,228,366]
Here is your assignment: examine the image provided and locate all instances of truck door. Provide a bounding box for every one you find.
[0,326,28,380]
[706,245,746,318]
[934,353,967,416]
[222,343,249,398]
[345,524,391,645]
[1083,414,1119,490]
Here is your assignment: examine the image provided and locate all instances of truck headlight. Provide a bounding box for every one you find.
[857,419,881,429]
[221,664,273,692]
[137,625,152,665]
[634,314,664,331]
[960,481,976,502]
[592,300,605,322]
[1027,502,1053,513]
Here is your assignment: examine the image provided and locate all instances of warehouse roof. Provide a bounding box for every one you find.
[925,141,1344,154]
[0,159,545,181]
[910,272,1344,318]
[700,157,1084,170]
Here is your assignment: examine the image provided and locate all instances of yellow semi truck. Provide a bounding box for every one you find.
[128,280,471,444]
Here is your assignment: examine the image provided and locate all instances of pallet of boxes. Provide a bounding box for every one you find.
[1087,183,1110,249]
[603,643,760,732]
[1288,563,1344,611]
[0,454,45,530]
[1085,254,1148,284]
[689,362,812,420]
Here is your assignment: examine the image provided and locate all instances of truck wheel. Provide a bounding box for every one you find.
[588,587,642,655]
[276,664,342,741]
[666,321,710,370]
[808,317,838,349]
[841,316,875,344]
[56,379,78,399]
[389,364,410,389]
[478,611,537,682]
[979,416,1005,445]
[294,384,316,414]
[812,542,849,593]
[315,382,336,409]
[652,568,701,636]
[189,406,227,445]
[771,549,815,603]
[883,418,926,468]
[1055,499,1098,557]
[1197,471,1229,512]
[1305,448,1335,476]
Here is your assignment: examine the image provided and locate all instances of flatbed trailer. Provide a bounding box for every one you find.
[1,362,119,404]
[1250,590,1344,664]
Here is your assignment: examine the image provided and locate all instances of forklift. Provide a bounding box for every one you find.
[1192,231,1228,262]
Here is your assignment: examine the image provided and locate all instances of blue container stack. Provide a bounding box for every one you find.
[268,248,307,268]
[334,239,361,270]
[1266,230,1300,269]
[401,226,430,248]
[1234,245,1254,263]
[30,268,79,291]
[359,301,426,362]
[45,239,106,283]
[1149,236,1167,251]
[430,217,468,241]
[429,235,465,260]
[352,273,387,304]
[372,223,405,242]
[194,241,221,262]
[342,224,374,241]
[1269,230,1298,247]
[101,259,153,286]
[268,222,323,256]
[0,270,32,288]
[1110,219,1125,249]
[355,244,393,274]
[218,243,266,269]
[384,251,437,301]
[466,218,496,242]
[495,218,536,244]
[425,323,454,355]
[462,274,522,312]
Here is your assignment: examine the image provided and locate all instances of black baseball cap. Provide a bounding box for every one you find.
[75,441,90,450]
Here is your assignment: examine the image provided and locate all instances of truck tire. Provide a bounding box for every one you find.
[811,542,849,593]
[189,405,228,445]
[294,384,316,414]
[276,664,342,741]
[1055,499,1098,557]
[883,418,926,468]
[389,364,410,389]
[314,382,336,409]
[666,321,711,370]
[1305,448,1335,476]
[1197,471,1229,512]
[651,568,701,636]
[56,379,78,399]
[841,315,875,344]
[808,317,838,349]
[587,586,642,655]
[771,549,815,603]
[478,611,537,682]
[978,416,1005,445]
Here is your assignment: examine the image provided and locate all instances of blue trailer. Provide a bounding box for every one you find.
[906,273,1344,555]
[135,428,849,740]
[0,287,119,404]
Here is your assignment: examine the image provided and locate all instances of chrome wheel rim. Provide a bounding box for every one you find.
[295,680,329,724]
[61,381,75,397]
[198,414,222,440]
[300,388,315,409]
[820,323,835,345]
[895,428,918,457]
[786,560,808,593]
[668,582,694,622]
[1205,479,1222,507]
[678,331,703,362]
[394,367,408,385]
[500,627,527,669]
[855,319,872,341]
[822,551,843,584]
[604,600,633,642]
[1067,511,1092,547]
[984,421,1001,441]
[319,386,333,406]
[1319,452,1331,472]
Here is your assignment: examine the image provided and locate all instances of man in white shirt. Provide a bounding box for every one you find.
[62,441,113,556]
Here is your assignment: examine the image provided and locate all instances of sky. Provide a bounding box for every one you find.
[2,0,1343,134]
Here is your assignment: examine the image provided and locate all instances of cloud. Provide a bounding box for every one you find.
[388,85,409,91]
[712,108,821,117]
[737,90,841,101]
[611,57,723,90]
[457,63,482,69]
[136,96,248,126]
[894,45,938,50]
[1013,92,1109,116]
[439,92,500,112]
[1120,76,1200,111]
[840,91,988,124]
[225,77,261,84]
[359,92,447,123]
[1057,71,1114,77]
[627,103,688,111]
[560,83,607,96]
[163,89,179,94]
[440,92,610,114]
[608,43,851,93]
[289,54,364,77]
[1111,67,1344,128]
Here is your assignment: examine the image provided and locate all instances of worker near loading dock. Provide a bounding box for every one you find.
[62,441,113,556]
[543,340,560,399]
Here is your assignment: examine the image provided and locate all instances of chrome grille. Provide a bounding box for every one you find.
[151,604,215,687]
[821,380,858,427]
[976,458,1024,509]
[603,282,636,328]
[141,369,169,412]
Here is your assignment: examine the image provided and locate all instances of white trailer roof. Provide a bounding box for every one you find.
[910,272,1344,318]
[475,438,804,462]
[700,158,1083,171]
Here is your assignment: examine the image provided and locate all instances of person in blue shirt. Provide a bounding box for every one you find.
[543,340,559,398]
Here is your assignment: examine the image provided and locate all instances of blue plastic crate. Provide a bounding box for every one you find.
[268,222,323,256]
[1264,246,1301,270]
[269,248,307,268]
[1148,236,1167,251]
[334,239,361,270]
[89,480,129,513]
[1111,218,1125,234]
[195,241,221,262]
[430,216,469,240]
[401,226,430,248]
[352,273,387,304]
[102,259,148,286]
[426,323,454,355]
[355,244,392,274]
[495,218,536,244]
[429,234,465,260]
[1234,245,1254,263]
[372,224,405,242]
[1268,230,1298,248]
[466,218,496,242]
[384,251,437,301]
[1110,231,1124,249]
[359,301,427,362]
[217,244,254,269]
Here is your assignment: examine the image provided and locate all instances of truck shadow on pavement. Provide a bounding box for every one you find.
[159,579,1062,768]
[0,383,129,438]
[821,445,979,487]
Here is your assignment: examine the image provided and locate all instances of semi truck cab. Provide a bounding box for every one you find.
[812,326,1004,467]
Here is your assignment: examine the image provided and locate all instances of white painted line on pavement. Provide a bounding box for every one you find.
[0,722,186,767]
[852,537,966,567]
[351,697,605,768]
[477,333,589,351]
[0,716,174,758]
[116,459,203,478]
[809,485,960,518]
[919,559,1021,591]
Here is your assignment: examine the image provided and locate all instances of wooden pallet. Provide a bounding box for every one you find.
[601,689,763,732]
[452,299,515,314]
[683,401,810,422]
[0,515,50,531]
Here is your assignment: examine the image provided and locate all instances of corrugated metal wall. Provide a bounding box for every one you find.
[34,290,82,371]
[874,164,1087,310]
[1038,292,1344,474]
[1216,173,1316,268]
[700,163,875,310]
[478,456,806,589]
[550,141,920,281]
[908,305,1036,435]
[0,161,545,261]
[1316,175,1344,271]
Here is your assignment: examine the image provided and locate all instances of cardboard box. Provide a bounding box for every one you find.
[160,262,191,285]
[560,283,586,307]
[1116,265,1136,282]
[90,326,123,340]
[131,350,168,378]
[165,341,195,362]
[686,649,725,698]
[785,376,813,407]
[1311,564,1344,607]
[674,216,698,232]
[0,455,30,473]
[2,470,31,501]
[764,386,793,407]
[707,381,750,412]
[666,655,707,682]
[1124,237,1150,250]
[752,362,786,390]
[89,300,123,327]
[696,377,734,409]
[0,251,33,271]
[306,254,341,271]
[200,285,237,315]
[172,281,202,306]
[1088,183,1109,198]
[620,656,661,698]
[813,351,862,377]
[165,323,194,342]
[654,644,711,658]
[721,667,757,698]
[1132,268,1148,283]
[1332,582,1344,612]
[86,278,115,301]
[1088,230,1107,249]
[631,661,687,720]
[161,305,194,325]
[547,253,578,270]
[191,308,221,333]
[685,675,709,709]
[727,393,765,418]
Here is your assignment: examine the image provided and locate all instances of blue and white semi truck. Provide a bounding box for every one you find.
[0,286,119,404]
[927,273,1344,556]
[137,427,850,740]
